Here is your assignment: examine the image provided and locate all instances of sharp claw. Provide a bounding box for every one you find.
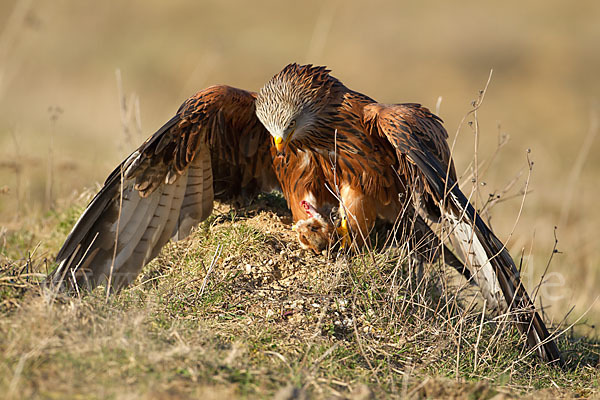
[336,218,350,248]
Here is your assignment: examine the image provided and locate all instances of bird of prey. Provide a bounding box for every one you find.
[51,63,561,364]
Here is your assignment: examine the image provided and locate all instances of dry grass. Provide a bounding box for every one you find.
[1,0,599,329]
[1,195,599,399]
[1,0,600,397]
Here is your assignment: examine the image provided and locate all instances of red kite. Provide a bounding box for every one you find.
[51,64,561,364]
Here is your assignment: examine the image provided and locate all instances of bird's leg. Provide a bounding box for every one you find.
[335,212,351,248]
[338,185,376,248]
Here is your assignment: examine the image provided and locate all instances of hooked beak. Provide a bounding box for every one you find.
[274,136,284,152]
[274,129,294,154]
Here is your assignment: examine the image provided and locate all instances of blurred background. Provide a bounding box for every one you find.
[0,0,598,331]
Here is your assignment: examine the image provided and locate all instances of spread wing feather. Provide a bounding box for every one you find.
[364,102,562,364]
[51,85,278,292]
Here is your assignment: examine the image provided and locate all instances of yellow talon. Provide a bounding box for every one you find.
[336,218,350,248]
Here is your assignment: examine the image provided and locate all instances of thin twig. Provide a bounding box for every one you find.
[473,299,487,372]
[199,244,222,297]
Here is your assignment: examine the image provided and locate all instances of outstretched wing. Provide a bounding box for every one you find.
[52,85,278,292]
[363,103,562,364]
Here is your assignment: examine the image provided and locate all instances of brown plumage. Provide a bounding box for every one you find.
[53,85,279,290]
[52,63,561,365]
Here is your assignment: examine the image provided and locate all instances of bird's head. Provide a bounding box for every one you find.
[255,63,335,154]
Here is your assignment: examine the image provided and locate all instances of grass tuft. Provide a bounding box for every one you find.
[0,198,598,399]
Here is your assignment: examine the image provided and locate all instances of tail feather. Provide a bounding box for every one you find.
[446,213,507,311]
[446,188,562,365]
[404,212,473,281]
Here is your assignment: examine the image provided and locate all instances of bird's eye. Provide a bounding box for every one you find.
[288,119,296,129]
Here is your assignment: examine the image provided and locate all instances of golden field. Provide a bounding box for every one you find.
[0,1,599,397]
